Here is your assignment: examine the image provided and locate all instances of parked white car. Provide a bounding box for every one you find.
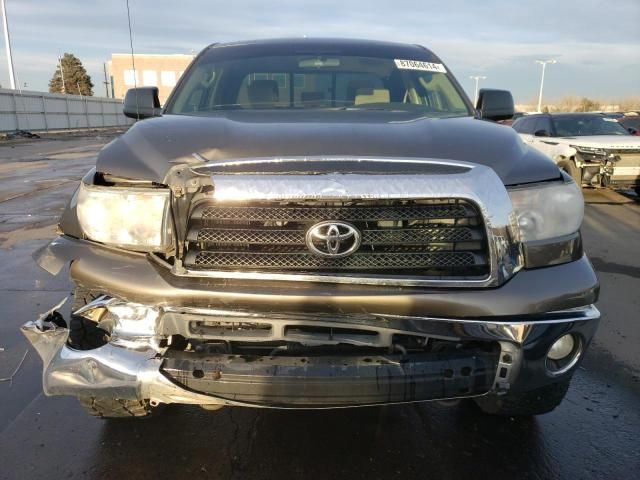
[512,113,640,194]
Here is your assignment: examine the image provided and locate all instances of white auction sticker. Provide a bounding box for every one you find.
[394,59,447,73]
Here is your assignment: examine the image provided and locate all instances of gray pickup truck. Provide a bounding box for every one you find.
[24,38,599,418]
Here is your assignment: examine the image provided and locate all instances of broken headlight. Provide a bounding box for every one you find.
[571,145,619,164]
[76,182,172,251]
[508,178,584,267]
[571,145,607,157]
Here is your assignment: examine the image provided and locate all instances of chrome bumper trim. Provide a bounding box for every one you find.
[162,304,601,345]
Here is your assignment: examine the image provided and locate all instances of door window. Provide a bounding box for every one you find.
[513,117,535,134]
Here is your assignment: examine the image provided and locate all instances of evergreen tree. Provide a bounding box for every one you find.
[49,53,94,96]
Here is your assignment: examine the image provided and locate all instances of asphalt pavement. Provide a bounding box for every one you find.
[0,133,638,480]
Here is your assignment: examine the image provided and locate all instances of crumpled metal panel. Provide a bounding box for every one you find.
[206,162,509,213]
[21,297,69,365]
[42,342,149,399]
[20,298,229,405]
[32,239,72,276]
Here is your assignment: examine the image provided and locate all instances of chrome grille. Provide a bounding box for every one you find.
[196,229,305,245]
[197,204,473,221]
[184,199,489,278]
[192,251,479,270]
[193,226,477,245]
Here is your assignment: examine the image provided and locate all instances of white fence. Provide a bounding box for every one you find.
[0,89,134,132]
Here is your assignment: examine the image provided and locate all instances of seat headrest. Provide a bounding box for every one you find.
[346,80,374,102]
[248,80,279,106]
[354,88,390,105]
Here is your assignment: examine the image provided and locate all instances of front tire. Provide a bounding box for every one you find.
[557,159,582,186]
[68,286,110,350]
[474,378,571,416]
[72,287,162,419]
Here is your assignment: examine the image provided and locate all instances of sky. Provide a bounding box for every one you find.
[0,0,638,103]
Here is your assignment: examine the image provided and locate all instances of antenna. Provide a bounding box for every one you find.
[58,56,67,94]
[469,75,487,106]
[125,0,139,118]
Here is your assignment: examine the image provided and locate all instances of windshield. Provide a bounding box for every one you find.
[166,54,471,118]
[554,115,631,136]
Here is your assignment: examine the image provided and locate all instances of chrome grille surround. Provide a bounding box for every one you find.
[173,157,523,287]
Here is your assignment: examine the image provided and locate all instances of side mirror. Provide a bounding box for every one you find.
[476,89,515,122]
[123,87,162,119]
[534,129,550,137]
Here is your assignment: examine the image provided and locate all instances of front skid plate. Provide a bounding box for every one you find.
[161,349,498,407]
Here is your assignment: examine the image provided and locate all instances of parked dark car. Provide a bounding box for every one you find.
[619,115,640,136]
[599,112,625,120]
[24,38,599,419]
[498,111,527,126]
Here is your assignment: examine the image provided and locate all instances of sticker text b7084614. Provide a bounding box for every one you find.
[394,59,447,73]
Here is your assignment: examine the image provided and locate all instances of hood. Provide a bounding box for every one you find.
[556,135,640,150]
[96,111,561,185]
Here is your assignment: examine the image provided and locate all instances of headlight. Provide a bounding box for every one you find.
[76,182,172,251]
[571,145,607,156]
[508,180,583,242]
[509,179,584,268]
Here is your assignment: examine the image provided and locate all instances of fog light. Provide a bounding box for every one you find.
[547,334,575,361]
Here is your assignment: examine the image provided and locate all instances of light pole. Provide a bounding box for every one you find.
[469,76,487,106]
[58,56,66,94]
[0,0,16,89]
[535,59,556,112]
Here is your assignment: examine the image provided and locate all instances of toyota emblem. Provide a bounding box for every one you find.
[305,221,362,258]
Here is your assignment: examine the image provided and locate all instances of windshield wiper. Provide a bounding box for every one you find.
[336,105,409,112]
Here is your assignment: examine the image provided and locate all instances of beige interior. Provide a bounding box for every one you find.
[354,88,390,105]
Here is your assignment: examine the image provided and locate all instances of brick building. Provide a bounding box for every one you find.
[107,53,195,104]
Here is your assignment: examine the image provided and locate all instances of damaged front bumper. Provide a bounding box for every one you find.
[22,294,600,409]
[23,235,601,408]
[22,299,223,407]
